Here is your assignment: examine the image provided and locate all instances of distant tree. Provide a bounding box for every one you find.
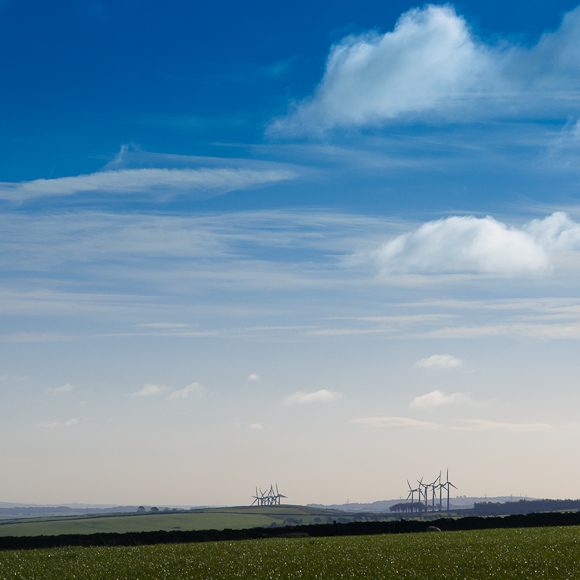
[137,506,146,512]
[390,502,425,514]
[150,506,159,512]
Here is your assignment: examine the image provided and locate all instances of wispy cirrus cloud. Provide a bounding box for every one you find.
[0,374,28,382]
[41,419,79,429]
[135,323,191,329]
[423,320,580,340]
[49,383,76,394]
[272,4,580,134]
[350,416,442,430]
[350,416,551,432]
[284,389,342,405]
[462,419,552,432]
[0,167,295,202]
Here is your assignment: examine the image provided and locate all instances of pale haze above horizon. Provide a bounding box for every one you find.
[2,0,580,507]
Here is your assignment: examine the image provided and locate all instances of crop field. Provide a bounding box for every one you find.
[1,525,579,579]
[0,506,364,537]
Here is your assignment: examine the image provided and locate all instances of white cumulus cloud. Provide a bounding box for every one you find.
[166,382,204,400]
[131,384,165,397]
[273,5,497,133]
[248,423,263,430]
[247,373,260,382]
[284,389,342,405]
[523,212,580,252]
[271,4,580,133]
[410,390,472,408]
[374,213,580,276]
[414,354,463,370]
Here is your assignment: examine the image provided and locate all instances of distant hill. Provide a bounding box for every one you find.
[0,504,202,519]
[308,496,537,513]
[0,505,391,537]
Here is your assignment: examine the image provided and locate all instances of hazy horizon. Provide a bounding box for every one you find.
[2,0,580,506]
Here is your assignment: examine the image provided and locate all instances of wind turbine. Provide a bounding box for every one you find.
[251,487,261,506]
[406,480,416,504]
[430,473,441,511]
[417,477,429,510]
[407,479,423,512]
[275,483,287,505]
[442,469,457,511]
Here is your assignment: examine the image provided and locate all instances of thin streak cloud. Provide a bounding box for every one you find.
[0,168,295,201]
[41,419,79,429]
[350,416,551,432]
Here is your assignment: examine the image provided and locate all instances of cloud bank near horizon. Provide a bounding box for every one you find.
[271,4,580,134]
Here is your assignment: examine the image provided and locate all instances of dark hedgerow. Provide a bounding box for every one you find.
[1,510,580,551]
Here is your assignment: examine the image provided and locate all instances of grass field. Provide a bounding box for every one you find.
[0,526,579,579]
[0,505,368,537]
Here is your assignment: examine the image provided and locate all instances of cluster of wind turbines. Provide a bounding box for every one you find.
[251,484,286,506]
[407,470,457,512]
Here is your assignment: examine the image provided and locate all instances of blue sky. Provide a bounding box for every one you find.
[2,0,580,506]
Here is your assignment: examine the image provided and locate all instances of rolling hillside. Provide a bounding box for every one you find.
[0,505,384,537]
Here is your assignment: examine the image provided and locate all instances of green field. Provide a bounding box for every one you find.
[0,526,579,579]
[0,505,368,537]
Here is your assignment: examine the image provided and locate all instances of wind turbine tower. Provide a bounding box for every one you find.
[442,469,457,512]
